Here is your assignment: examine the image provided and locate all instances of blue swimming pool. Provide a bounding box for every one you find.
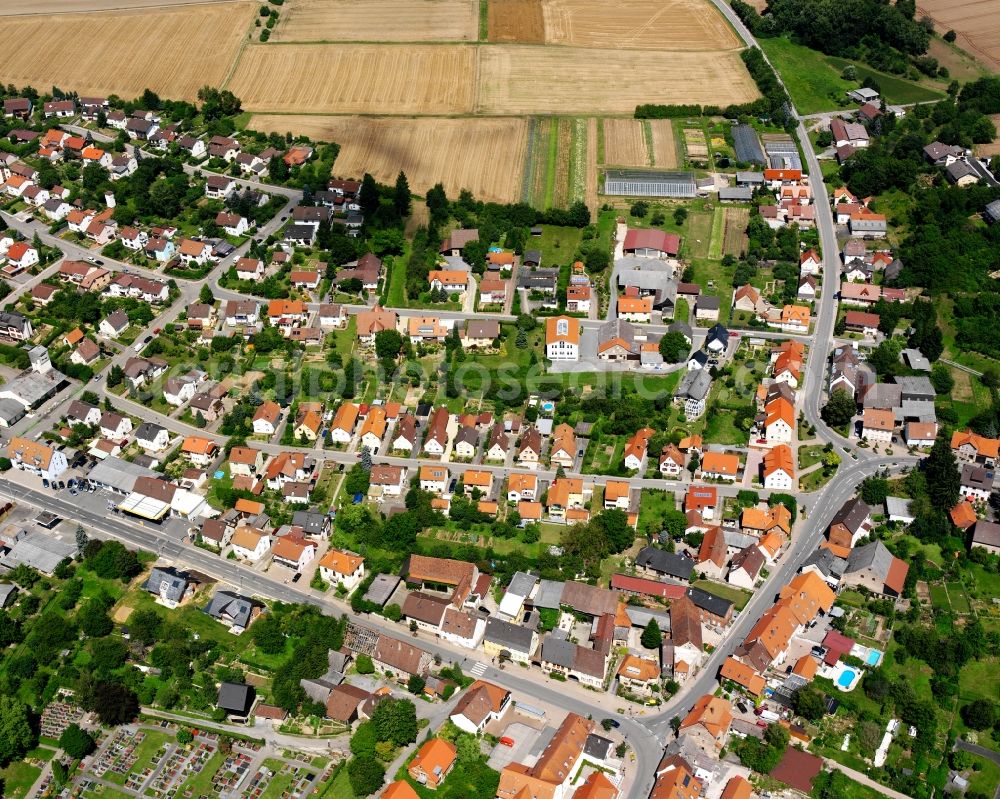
[866,649,882,666]
[837,668,858,688]
[541,401,555,413]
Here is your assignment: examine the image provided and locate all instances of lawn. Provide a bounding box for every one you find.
[326,766,357,799]
[691,579,751,611]
[958,657,999,704]
[684,210,714,260]
[260,760,299,799]
[760,36,854,114]
[967,756,1000,797]
[703,409,745,446]
[760,36,942,114]
[798,444,827,469]
[385,254,407,307]
[800,468,835,492]
[929,584,951,611]
[535,225,584,271]
[638,490,678,538]
[946,582,971,614]
[0,761,41,799]
[707,207,725,260]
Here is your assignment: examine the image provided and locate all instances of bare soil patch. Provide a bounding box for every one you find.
[488,0,545,43]
[0,3,253,101]
[248,114,528,203]
[274,0,478,42]
[113,605,133,623]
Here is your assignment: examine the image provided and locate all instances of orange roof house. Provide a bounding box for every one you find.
[792,654,819,680]
[382,782,420,799]
[680,695,733,748]
[181,436,217,457]
[721,776,753,799]
[698,527,727,568]
[408,738,457,789]
[720,656,766,696]
[574,772,619,799]
[318,549,364,577]
[950,501,978,530]
[701,451,740,479]
[778,571,835,625]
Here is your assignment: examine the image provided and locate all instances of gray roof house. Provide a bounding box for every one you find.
[484,617,536,659]
[893,375,935,403]
[984,199,1000,224]
[636,546,694,581]
[217,682,256,717]
[144,566,192,607]
[204,590,260,633]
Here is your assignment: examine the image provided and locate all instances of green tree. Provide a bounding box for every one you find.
[355,653,375,674]
[923,436,961,509]
[960,699,995,730]
[90,637,129,673]
[393,171,411,218]
[374,329,403,361]
[0,697,36,766]
[859,475,890,506]
[407,674,426,695]
[930,363,954,394]
[78,600,113,638]
[350,721,378,756]
[129,608,162,646]
[371,698,418,745]
[348,755,385,796]
[250,613,286,654]
[58,724,95,759]
[793,686,826,721]
[658,331,690,363]
[384,604,402,622]
[641,618,662,649]
[198,284,215,305]
[52,760,67,786]
[821,388,856,427]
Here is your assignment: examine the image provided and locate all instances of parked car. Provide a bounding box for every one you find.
[499,737,515,747]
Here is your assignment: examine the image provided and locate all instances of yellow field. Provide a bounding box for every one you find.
[603,119,650,166]
[227,44,477,114]
[917,0,1000,70]
[248,115,529,203]
[273,0,478,42]
[476,46,758,115]
[0,4,253,101]
[0,0,239,12]
[649,120,677,168]
[542,0,742,50]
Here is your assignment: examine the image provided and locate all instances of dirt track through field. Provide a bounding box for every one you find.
[917,0,1000,70]
[0,3,253,101]
[274,0,478,41]
[248,114,528,203]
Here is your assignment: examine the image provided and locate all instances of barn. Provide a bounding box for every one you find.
[604,169,696,198]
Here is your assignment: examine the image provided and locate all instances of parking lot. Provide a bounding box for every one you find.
[487,721,554,772]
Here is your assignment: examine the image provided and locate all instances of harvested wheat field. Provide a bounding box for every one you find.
[248,115,528,203]
[723,207,749,257]
[649,120,677,168]
[489,0,546,43]
[603,119,651,166]
[228,44,476,114]
[0,3,253,101]
[274,0,478,42]
[477,46,758,115]
[917,0,1000,70]
[0,0,240,12]
[542,0,741,50]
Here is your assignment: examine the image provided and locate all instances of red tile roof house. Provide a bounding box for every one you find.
[623,228,680,258]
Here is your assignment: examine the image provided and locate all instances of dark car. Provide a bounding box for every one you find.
[602,718,621,729]
[291,572,302,583]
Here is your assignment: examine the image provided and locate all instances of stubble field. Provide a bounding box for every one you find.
[272,0,479,42]
[603,119,651,166]
[248,115,529,203]
[227,44,477,114]
[917,0,1000,70]
[0,0,240,12]
[0,3,253,100]
[649,120,678,168]
[477,46,758,114]
[541,0,742,50]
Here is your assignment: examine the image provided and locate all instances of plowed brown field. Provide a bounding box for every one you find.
[488,0,545,42]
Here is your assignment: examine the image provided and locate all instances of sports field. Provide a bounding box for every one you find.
[0,3,254,101]
[272,0,479,42]
[248,114,529,203]
[228,44,477,114]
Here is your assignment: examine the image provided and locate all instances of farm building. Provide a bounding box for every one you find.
[732,124,765,164]
[604,169,696,198]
